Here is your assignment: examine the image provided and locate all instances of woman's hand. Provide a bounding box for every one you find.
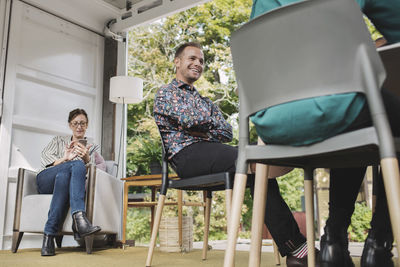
[64,143,76,161]
[52,143,75,166]
[72,141,92,163]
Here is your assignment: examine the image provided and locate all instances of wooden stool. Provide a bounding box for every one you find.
[122,174,206,247]
[121,174,179,245]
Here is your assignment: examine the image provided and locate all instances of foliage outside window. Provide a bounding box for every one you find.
[125,0,375,243]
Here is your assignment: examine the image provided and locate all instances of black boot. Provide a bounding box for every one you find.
[72,220,81,241]
[72,211,101,237]
[319,226,354,267]
[361,231,393,267]
[41,234,55,256]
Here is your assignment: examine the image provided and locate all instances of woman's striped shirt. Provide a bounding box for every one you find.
[39,135,100,173]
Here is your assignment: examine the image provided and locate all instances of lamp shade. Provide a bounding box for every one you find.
[109,76,143,104]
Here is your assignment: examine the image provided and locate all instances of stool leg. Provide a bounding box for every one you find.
[273,240,281,265]
[249,161,269,267]
[146,194,166,267]
[224,173,248,267]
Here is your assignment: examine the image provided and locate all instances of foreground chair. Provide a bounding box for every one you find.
[145,134,235,267]
[12,161,123,254]
[224,0,400,266]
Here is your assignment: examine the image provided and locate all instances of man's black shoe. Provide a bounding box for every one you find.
[320,227,354,267]
[361,231,393,267]
[286,249,320,267]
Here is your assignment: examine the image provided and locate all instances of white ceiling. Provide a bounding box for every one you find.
[22,0,210,35]
[110,0,210,32]
[101,0,128,9]
[101,0,163,11]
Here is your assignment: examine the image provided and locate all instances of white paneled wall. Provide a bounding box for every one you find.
[0,0,104,249]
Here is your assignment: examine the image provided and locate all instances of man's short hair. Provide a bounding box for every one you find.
[174,42,202,59]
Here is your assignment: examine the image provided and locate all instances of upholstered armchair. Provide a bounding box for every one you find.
[11,162,123,254]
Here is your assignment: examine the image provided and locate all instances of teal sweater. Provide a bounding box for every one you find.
[250,0,400,146]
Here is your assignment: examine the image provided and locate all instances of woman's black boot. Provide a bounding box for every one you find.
[72,220,81,241]
[41,234,55,256]
[361,231,393,267]
[72,211,101,237]
[319,226,354,267]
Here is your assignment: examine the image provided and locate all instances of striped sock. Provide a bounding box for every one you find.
[291,242,308,258]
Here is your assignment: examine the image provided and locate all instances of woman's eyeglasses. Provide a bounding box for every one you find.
[70,121,87,128]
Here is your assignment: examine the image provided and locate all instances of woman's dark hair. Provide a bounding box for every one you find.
[68,108,88,123]
[174,42,202,59]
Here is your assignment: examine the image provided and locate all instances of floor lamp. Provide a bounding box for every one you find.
[109,75,143,176]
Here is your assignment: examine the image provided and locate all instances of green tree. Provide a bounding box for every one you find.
[348,202,372,242]
[126,0,253,240]
[126,0,252,177]
[277,169,304,211]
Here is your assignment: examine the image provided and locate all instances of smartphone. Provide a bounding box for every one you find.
[78,139,87,147]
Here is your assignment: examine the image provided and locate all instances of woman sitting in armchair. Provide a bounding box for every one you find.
[37,108,101,256]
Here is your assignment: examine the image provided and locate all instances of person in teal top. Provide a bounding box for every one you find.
[248,0,400,267]
[250,0,400,146]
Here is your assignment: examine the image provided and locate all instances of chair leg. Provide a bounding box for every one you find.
[249,162,269,267]
[273,240,281,265]
[107,234,117,247]
[380,158,400,267]
[11,231,24,253]
[84,235,94,254]
[55,235,63,248]
[304,168,315,267]
[202,192,212,260]
[225,189,232,234]
[150,187,156,235]
[178,190,183,248]
[146,194,166,267]
[224,173,248,267]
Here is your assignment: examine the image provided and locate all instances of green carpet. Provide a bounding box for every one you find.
[0,246,364,267]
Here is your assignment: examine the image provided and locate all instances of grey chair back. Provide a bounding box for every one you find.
[105,160,118,177]
[225,1,399,266]
[231,0,385,119]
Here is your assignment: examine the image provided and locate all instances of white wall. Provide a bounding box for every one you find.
[0,0,213,251]
[0,0,104,249]
[0,0,10,118]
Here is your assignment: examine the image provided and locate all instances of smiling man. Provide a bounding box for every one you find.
[153,42,302,267]
[153,42,236,178]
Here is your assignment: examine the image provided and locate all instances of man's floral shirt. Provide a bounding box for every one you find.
[154,79,233,159]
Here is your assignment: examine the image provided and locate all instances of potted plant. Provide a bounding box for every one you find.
[135,136,163,174]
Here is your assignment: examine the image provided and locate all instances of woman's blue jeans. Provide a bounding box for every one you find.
[37,160,87,235]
